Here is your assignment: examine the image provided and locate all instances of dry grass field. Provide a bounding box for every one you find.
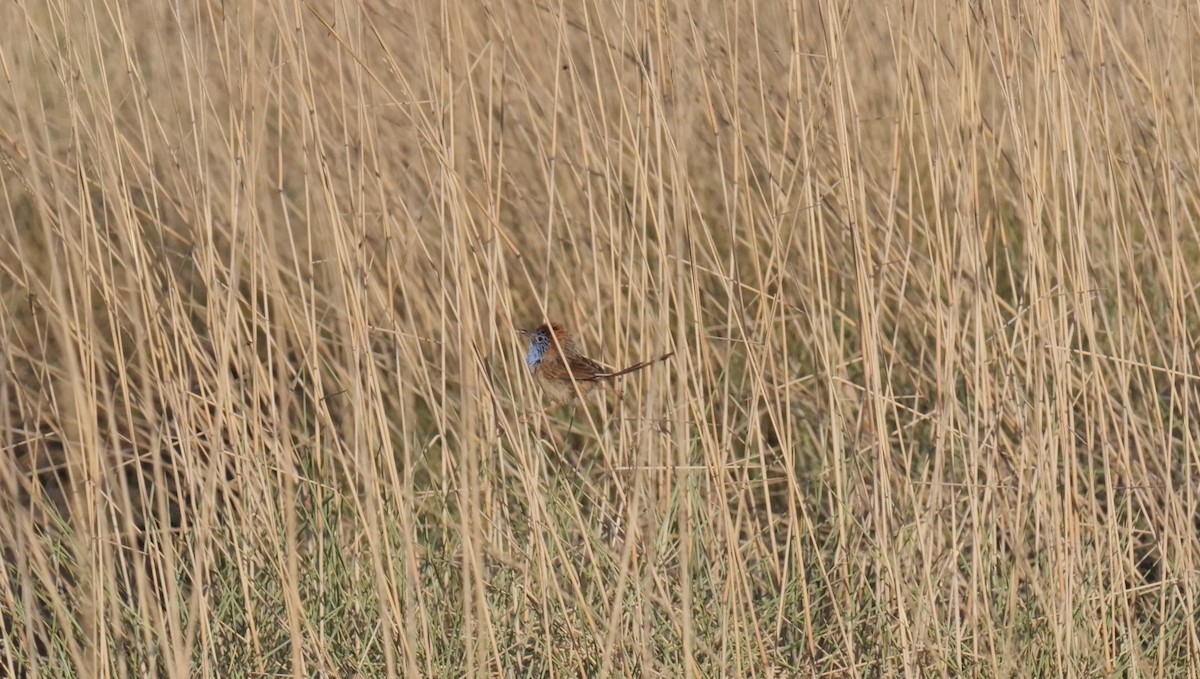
[1,0,1199,676]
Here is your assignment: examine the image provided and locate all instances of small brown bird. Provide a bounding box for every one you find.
[518,322,673,405]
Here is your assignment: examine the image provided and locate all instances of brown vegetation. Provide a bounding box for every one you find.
[1,0,1199,676]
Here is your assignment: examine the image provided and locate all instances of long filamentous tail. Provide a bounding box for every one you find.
[598,352,675,379]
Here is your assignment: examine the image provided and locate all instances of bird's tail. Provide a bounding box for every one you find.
[599,351,675,379]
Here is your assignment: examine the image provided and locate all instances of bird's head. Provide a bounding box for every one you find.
[518,322,568,373]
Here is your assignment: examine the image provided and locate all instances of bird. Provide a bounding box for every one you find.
[517,322,673,405]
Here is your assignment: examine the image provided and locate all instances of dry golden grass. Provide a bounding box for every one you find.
[1,0,1199,676]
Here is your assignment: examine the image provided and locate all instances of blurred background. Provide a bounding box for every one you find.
[2,0,1199,676]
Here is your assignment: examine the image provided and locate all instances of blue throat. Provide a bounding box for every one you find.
[525,333,548,372]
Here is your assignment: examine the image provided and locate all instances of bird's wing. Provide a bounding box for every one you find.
[565,354,610,381]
